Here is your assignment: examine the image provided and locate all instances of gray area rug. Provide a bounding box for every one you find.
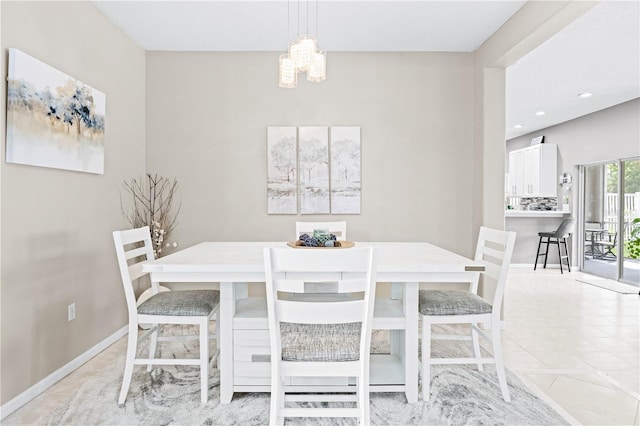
[30,330,568,425]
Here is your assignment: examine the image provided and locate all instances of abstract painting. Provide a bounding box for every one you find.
[6,48,106,174]
[267,127,297,214]
[299,126,330,214]
[330,127,361,214]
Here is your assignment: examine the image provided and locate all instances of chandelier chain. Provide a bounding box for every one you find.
[297,0,300,37]
[287,0,290,42]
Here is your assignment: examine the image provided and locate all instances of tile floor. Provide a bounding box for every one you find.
[503,267,639,426]
[3,266,639,425]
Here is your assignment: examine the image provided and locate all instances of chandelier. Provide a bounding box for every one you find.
[279,1,326,88]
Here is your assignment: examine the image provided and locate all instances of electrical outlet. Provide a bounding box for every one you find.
[68,303,76,321]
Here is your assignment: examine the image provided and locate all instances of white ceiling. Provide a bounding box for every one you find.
[93,1,526,52]
[506,1,640,140]
[93,1,640,141]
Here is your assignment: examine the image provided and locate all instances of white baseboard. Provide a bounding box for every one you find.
[511,263,569,268]
[0,325,127,420]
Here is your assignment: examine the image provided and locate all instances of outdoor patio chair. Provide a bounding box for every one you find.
[596,229,619,260]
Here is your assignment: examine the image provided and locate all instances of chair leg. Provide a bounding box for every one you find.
[543,237,550,269]
[199,320,209,404]
[270,375,285,426]
[471,324,483,371]
[534,237,543,270]
[209,311,220,369]
[563,238,571,272]
[557,239,564,274]
[147,325,159,372]
[269,379,278,426]
[355,376,362,424]
[216,310,220,360]
[118,323,139,405]
[491,319,511,403]
[359,369,370,426]
[421,317,432,402]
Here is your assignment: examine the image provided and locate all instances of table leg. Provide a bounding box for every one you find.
[219,282,235,404]
[390,282,404,380]
[390,282,418,403]
[403,282,419,403]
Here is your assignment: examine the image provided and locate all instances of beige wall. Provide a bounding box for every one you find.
[0,1,146,404]
[146,52,477,255]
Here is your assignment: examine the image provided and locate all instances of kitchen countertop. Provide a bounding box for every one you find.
[505,210,571,218]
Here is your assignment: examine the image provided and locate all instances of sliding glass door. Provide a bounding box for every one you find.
[580,158,640,286]
[621,159,640,284]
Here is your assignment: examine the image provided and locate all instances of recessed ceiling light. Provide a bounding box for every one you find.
[578,92,593,98]
[535,111,545,116]
[514,124,523,129]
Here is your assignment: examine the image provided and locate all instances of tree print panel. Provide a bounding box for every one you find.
[299,126,330,214]
[330,127,361,214]
[6,49,106,174]
[267,127,298,214]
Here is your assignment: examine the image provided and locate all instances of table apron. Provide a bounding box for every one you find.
[148,271,266,282]
[148,271,475,284]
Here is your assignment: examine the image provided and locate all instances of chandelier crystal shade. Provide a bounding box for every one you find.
[278,54,297,88]
[307,50,326,82]
[278,1,326,88]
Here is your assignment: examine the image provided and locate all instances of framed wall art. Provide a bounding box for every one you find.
[330,127,361,214]
[6,48,106,174]
[267,126,298,214]
[266,125,361,215]
[298,127,330,214]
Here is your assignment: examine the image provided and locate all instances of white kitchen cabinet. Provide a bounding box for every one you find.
[508,149,525,195]
[507,144,557,197]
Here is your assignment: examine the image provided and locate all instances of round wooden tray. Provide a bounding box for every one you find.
[287,240,355,249]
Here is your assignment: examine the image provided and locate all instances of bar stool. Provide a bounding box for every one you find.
[534,219,575,273]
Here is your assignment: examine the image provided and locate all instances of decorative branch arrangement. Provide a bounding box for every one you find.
[120,174,181,258]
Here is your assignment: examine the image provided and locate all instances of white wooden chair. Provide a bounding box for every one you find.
[295,221,347,241]
[263,247,377,425]
[113,226,220,404]
[419,226,516,402]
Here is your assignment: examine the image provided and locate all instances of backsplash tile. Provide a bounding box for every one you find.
[519,197,558,211]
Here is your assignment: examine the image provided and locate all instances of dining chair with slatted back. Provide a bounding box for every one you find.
[113,226,220,404]
[295,221,347,241]
[419,226,516,402]
[264,247,376,425]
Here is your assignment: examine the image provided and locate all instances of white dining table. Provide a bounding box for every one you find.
[142,241,483,404]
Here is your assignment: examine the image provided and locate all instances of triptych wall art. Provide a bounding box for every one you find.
[267,126,361,215]
[6,48,106,174]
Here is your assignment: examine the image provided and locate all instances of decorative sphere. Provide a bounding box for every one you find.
[324,240,334,247]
